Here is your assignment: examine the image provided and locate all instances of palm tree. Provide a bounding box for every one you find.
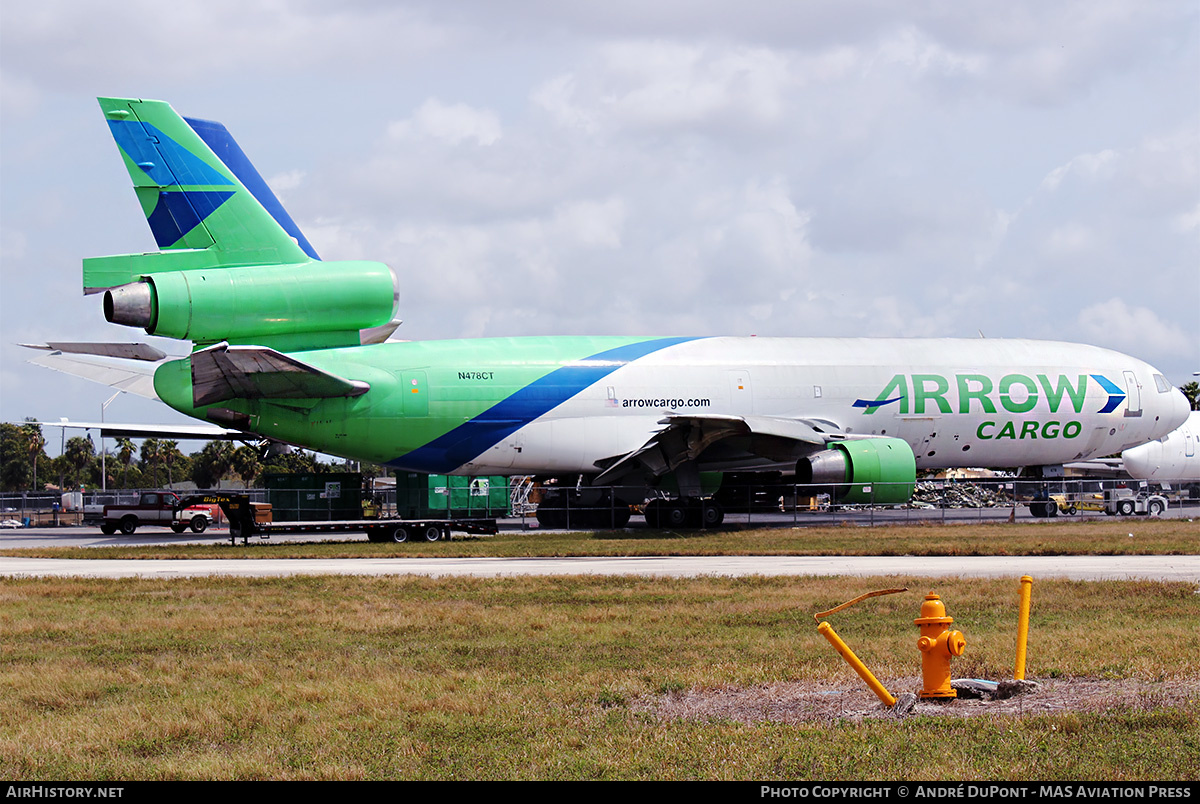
[141,438,162,488]
[160,440,183,487]
[116,438,136,488]
[192,440,235,489]
[23,420,45,492]
[64,436,95,489]
[231,445,261,487]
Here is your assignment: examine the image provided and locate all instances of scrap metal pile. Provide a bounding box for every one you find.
[908,481,1013,509]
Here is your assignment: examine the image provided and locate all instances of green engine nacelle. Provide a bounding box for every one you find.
[798,437,916,505]
[104,260,399,345]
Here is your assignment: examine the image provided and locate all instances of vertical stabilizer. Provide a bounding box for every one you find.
[87,97,311,293]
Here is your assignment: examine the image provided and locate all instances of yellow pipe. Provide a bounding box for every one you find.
[1014,575,1033,680]
[816,621,897,706]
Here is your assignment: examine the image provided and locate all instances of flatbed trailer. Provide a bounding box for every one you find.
[174,493,499,546]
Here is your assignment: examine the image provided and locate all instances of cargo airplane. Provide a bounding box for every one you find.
[27,97,1193,528]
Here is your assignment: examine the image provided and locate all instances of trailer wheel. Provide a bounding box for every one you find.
[392,526,410,543]
[190,516,208,534]
[120,516,138,535]
[422,525,442,542]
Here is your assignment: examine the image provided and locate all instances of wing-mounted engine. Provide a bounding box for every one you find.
[796,438,916,504]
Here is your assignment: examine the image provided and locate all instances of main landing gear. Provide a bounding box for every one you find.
[642,498,724,529]
[535,487,632,529]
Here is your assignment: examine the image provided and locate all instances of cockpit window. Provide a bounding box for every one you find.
[1153,374,1171,393]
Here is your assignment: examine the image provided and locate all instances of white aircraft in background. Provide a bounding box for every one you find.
[1122,410,1200,482]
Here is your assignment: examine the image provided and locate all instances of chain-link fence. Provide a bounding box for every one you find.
[1,476,1194,529]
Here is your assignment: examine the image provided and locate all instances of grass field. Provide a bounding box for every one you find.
[2,518,1197,560]
[2,572,1197,780]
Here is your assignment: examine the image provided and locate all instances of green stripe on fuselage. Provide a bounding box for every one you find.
[155,335,677,468]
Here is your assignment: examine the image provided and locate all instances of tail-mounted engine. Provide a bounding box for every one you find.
[103,260,400,347]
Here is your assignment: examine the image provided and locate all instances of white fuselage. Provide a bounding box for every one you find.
[454,337,1190,476]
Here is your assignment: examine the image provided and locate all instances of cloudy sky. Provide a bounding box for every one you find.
[2,1,1197,450]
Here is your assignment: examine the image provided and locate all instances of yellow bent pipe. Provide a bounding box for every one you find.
[816,620,897,707]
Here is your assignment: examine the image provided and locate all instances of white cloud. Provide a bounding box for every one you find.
[393,99,504,147]
[1040,150,1118,192]
[1077,298,1192,358]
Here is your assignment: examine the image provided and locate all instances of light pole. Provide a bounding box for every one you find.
[100,391,121,492]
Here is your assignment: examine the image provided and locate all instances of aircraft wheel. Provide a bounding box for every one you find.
[1148,500,1164,517]
[422,525,442,542]
[120,516,138,535]
[663,502,688,528]
[643,500,661,528]
[1118,500,1134,516]
[392,526,411,543]
[190,516,208,534]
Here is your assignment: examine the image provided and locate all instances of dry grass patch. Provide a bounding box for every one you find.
[1,574,1196,779]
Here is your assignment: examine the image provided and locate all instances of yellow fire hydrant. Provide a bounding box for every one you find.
[914,591,966,699]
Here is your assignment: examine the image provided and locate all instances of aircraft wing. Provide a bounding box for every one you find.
[191,342,371,407]
[40,420,246,440]
[593,413,839,484]
[23,343,170,400]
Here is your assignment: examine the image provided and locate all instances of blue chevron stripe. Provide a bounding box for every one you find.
[393,337,700,472]
[1090,374,1127,414]
[146,190,235,248]
[108,120,232,188]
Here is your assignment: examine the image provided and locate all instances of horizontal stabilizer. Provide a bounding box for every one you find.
[21,342,168,361]
[191,342,370,407]
[24,347,166,400]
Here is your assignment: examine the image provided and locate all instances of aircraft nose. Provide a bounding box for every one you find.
[1121,442,1154,479]
[1168,386,1191,430]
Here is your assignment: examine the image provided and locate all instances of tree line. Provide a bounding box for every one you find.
[0,420,353,492]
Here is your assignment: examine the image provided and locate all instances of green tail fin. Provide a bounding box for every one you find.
[85,97,311,293]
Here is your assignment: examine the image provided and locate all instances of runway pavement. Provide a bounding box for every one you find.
[1,554,1196,581]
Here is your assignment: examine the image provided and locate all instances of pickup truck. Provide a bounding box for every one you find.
[99,492,214,535]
